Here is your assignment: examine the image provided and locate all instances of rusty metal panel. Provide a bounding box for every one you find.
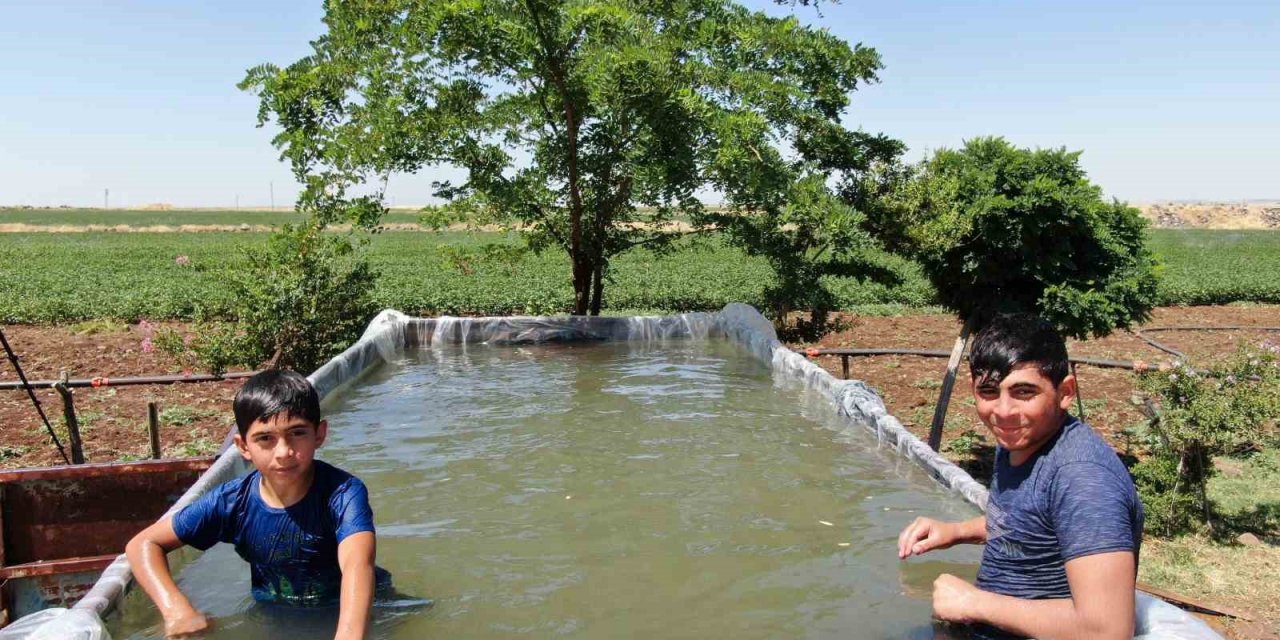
[5,567,106,621]
[0,458,215,566]
[0,554,118,580]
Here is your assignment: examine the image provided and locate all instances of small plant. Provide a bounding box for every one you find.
[911,378,942,390]
[1132,344,1280,535]
[943,427,987,455]
[0,445,29,462]
[159,404,217,427]
[69,318,127,335]
[172,436,220,458]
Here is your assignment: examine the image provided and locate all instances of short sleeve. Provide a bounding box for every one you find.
[331,478,375,544]
[1047,462,1138,562]
[171,483,232,551]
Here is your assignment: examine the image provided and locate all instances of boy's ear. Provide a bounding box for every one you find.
[315,420,328,448]
[233,433,252,461]
[1057,373,1078,412]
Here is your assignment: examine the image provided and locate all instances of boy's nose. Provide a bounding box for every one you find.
[993,395,1018,421]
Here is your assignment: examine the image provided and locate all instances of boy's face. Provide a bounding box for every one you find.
[233,412,328,480]
[972,363,1076,464]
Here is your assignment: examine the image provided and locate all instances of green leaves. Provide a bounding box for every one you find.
[1134,346,1280,535]
[878,137,1160,339]
[240,0,896,315]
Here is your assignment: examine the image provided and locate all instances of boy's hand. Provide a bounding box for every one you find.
[897,517,958,558]
[931,574,984,624]
[163,609,211,638]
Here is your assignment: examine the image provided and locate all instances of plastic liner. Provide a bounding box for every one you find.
[16,304,1218,639]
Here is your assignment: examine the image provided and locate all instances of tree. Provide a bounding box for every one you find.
[703,127,905,333]
[240,0,894,315]
[872,137,1160,448]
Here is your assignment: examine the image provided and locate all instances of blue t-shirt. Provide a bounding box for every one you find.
[172,460,378,606]
[976,416,1143,599]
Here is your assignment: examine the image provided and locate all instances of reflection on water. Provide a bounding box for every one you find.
[110,340,984,639]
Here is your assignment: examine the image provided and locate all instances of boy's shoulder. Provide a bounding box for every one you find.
[308,460,369,502]
[1046,418,1127,469]
[1035,417,1136,494]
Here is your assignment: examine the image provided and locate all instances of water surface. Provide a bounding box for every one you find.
[110,340,981,639]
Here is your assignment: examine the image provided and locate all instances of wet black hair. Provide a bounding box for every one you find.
[968,313,1069,388]
[232,369,321,437]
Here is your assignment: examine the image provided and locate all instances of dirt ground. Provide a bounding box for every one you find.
[0,322,240,467]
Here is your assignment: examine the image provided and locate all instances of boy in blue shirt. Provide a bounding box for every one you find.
[127,369,386,639]
[897,314,1144,639]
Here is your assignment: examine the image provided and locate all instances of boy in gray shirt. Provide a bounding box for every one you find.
[897,314,1143,639]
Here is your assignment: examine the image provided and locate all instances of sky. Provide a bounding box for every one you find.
[1,0,1277,208]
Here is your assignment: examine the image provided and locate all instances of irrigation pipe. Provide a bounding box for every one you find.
[802,348,1148,371]
[1133,325,1280,362]
[0,370,259,391]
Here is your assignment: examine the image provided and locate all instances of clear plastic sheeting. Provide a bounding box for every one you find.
[22,303,1220,639]
[1134,593,1223,640]
[0,608,110,640]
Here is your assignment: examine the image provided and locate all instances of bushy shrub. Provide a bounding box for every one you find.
[1132,343,1280,535]
[160,223,379,375]
[872,137,1159,339]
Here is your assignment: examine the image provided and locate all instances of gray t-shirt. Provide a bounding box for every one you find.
[976,416,1143,599]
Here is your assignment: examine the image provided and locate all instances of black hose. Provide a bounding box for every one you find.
[1132,325,1280,362]
[803,348,1143,371]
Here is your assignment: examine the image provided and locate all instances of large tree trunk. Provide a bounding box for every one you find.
[589,255,605,316]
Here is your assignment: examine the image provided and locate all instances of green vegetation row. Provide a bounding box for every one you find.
[1,229,1277,324]
[0,208,424,227]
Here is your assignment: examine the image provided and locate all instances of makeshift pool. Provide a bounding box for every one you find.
[9,305,1218,640]
[107,339,982,639]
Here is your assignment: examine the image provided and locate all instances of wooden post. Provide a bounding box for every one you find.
[1071,361,1086,420]
[147,402,162,460]
[927,316,976,451]
[841,355,850,380]
[54,372,85,464]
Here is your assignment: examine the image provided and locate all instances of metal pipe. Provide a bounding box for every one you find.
[0,370,258,391]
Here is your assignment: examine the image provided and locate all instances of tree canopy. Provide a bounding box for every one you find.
[872,137,1159,339]
[241,0,896,315]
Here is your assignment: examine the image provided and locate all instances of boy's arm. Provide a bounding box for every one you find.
[334,531,376,640]
[933,550,1137,640]
[897,515,986,558]
[125,518,210,637]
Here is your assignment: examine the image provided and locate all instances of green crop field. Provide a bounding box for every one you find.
[1,228,1277,324]
[0,208,424,227]
[1146,229,1280,305]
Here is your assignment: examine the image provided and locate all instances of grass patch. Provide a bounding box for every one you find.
[68,318,128,335]
[1140,448,1280,628]
[158,404,219,427]
[170,436,220,458]
[0,445,29,462]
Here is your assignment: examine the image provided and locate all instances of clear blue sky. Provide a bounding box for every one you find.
[2,0,1276,208]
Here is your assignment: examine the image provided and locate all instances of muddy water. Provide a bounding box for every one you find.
[110,340,981,639]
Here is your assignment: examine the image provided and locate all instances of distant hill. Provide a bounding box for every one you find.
[1137,201,1280,229]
